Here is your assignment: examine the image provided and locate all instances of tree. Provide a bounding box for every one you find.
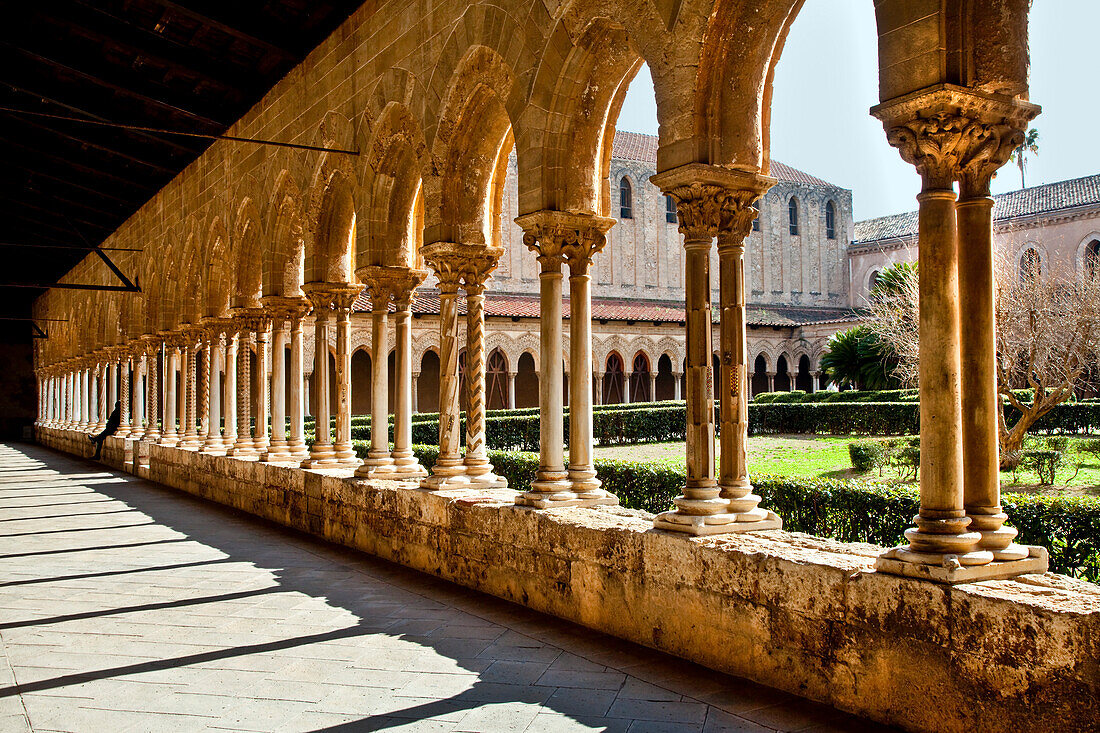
[865,255,1100,466]
[1009,127,1040,189]
[820,326,898,391]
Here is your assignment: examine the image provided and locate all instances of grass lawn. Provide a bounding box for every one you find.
[589,435,1100,497]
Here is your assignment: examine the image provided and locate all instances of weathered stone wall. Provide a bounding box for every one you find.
[36,426,1100,733]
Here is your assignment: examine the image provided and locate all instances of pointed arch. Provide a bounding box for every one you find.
[266,170,306,297]
[233,198,265,309]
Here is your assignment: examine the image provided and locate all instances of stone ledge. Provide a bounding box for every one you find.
[35,427,1100,732]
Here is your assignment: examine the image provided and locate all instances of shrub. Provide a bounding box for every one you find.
[848,439,888,472]
[748,402,918,436]
[752,392,782,403]
[366,443,1100,581]
[1022,449,1062,485]
[769,390,806,403]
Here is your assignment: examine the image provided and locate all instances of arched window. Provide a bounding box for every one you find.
[619,178,633,219]
[1019,247,1041,283]
[752,212,760,232]
[869,270,881,293]
[604,353,625,404]
[1086,240,1100,279]
[485,349,509,410]
[665,195,677,224]
[788,197,799,236]
[825,201,836,239]
[631,353,651,401]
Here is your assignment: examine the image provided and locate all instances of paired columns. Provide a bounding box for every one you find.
[354,266,429,481]
[871,85,1045,582]
[260,297,312,463]
[514,212,616,508]
[420,242,507,490]
[301,283,363,469]
[649,165,781,535]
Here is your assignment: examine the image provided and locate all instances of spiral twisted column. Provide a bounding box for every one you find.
[222,327,239,453]
[419,247,469,490]
[871,85,1046,582]
[178,330,203,450]
[197,333,211,443]
[461,270,506,490]
[250,314,272,454]
[95,358,109,431]
[142,338,161,443]
[127,348,144,439]
[228,313,258,459]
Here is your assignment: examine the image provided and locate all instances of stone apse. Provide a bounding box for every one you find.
[30,1,1100,730]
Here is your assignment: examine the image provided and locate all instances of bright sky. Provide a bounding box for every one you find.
[616,0,1100,222]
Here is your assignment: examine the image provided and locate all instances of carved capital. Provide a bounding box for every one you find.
[231,307,271,336]
[301,282,364,315]
[356,265,427,311]
[515,211,616,275]
[871,84,1040,194]
[651,164,775,244]
[421,242,503,293]
[260,295,312,322]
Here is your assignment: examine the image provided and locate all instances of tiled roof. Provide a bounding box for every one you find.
[611,130,838,189]
[854,173,1100,245]
[355,290,859,327]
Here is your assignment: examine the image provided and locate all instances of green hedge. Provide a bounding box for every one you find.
[748,402,919,435]
[378,442,1099,581]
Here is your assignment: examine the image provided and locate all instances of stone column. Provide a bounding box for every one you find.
[108,358,118,415]
[286,305,310,460]
[79,365,89,429]
[223,329,239,453]
[562,216,617,505]
[716,177,781,531]
[252,317,271,454]
[673,372,683,401]
[96,360,109,430]
[649,372,657,402]
[228,316,257,458]
[420,247,469,489]
[302,300,334,467]
[766,372,775,393]
[356,267,427,480]
[622,372,632,404]
[651,165,769,534]
[142,339,160,443]
[332,286,362,468]
[871,86,1044,580]
[514,216,570,506]
[411,372,420,414]
[129,351,143,439]
[460,250,508,490]
[197,334,210,442]
[810,371,821,393]
[202,326,226,453]
[160,339,180,446]
[594,373,602,406]
[179,332,202,450]
[356,276,396,478]
[506,372,516,409]
[260,298,304,462]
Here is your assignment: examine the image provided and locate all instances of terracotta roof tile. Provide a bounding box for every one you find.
[854,173,1100,245]
[611,130,838,188]
[355,290,858,327]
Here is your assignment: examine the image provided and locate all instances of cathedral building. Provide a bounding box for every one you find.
[340,131,860,413]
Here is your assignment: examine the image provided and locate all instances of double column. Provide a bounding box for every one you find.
[871,85,1044,581]
[650,165,781,535]
[301,283,363,469]
[260,297,311,463]
[514,212,616,508]
[420,242,507,490]
[141,336,161,443]
[200,320,230,454]
[354,266,428,481]
[178,328,203,450]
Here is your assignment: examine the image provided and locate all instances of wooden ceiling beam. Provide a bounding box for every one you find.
[2,113,176,176]
[143,0,295,62]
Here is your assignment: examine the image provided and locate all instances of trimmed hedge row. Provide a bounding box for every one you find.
[370,442,1100,581]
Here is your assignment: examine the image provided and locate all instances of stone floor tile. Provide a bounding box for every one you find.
[542,687,618,718]
[535,669,627,691]
[702,708,775,732]
[452,700,543,732]
[616,678,683,702]
[480,660,552,686]
[0,714,32,733]
[605,698,709,725]
[524,713,632,733]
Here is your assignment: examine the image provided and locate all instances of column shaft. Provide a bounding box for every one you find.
[253,324,270,453]
[224,333,238,449]
[462,287,505,488]
[161,346,180,445]
[390,300,426,478]
[304,309,335,466]
[566,263,609,500]
[421,285,467,488]
[287,314,308,458]
[358,298,394,476]
[143,346,160,443]
[332,305,358,465]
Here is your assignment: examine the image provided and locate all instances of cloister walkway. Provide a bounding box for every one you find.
[0,443,892,733]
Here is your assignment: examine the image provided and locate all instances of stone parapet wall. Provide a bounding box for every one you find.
[35,427,1100,733]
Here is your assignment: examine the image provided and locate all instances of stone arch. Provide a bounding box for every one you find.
[177,217,204,325]
[360,102,432,269]
[522,14,644,215]
[265,170,306,297]
[204,216,232,320]
[1076,232,1100,278]
[1015,242,1044,283]
[305,112,358,284]
[426,45,516,248]
[233,198,265,310]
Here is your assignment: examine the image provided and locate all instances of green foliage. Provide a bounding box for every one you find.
[848,437,920,477]
[748,402,919,436]
[767,390,806,403]
[1021,450,1063,485]
[820,326,898,391]
[385,441,1100,581]
[868,261,918,300]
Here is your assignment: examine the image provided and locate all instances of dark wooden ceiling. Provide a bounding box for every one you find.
[0,0,365,339]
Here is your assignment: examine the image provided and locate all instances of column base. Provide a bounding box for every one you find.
[389,451,428,480]
[227,440,260,460]
[420,457,469,490]
[355,452,396,479]
[201,441,229,456]
[654,508,782,536]
[875,544,1048,584]
[967,508,1031,561]
[516,491,618,510]
[157,434,179,447]
[177,433,202,450]
[115,427,132,438]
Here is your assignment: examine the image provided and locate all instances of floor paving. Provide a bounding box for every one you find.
[0,442,899,733]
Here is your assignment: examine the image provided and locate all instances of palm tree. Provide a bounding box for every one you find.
[820,326,898,391]
[1009,127,1040,189]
